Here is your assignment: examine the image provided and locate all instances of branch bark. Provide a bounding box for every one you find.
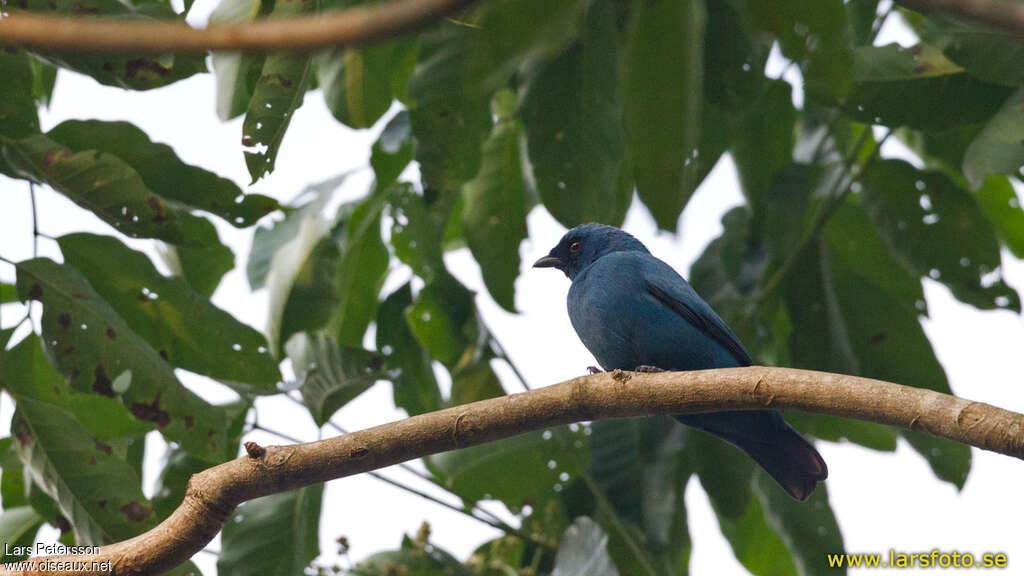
[0,0,478,53]
[895,0,1024,35]
[0,0,1021,54]
[3,366,1022,575]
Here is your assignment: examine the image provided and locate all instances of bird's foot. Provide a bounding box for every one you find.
[634,365,666,373]
[587,366,604,375]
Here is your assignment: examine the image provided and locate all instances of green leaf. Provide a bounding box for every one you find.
[370,111,414,190]
[846,0,880,46]
[689,430,754,520]
[13,397,157,545]
[784,219,972,486]
[407,23,492,196]
[861,159,1019,312]
[704,0,769,110]
[939,23,1024,87]
[845,44,1013,131]
[390,184,450,283]
[749,0,853,100]
[623,0,704,230]
[248,172,347,290]
[0,134,187,243]
[2,335,153,441]
[1,282,17,304]
[16,258,229,460]
[975,175,1024,259]
[731,80,799,213]
[462,93,529,312]
[242,0,318,183]
[57,233,281,390]
[329,193,390,348]
[552,517,619,576]
[158,217,236,298]
[427,426,587,507]
[0,51,40,139]
[353,534,474,576]
[30,58,58,109]
[0,507,44,562]
[218,485,324,576]
[287,333,382,426]
[406,274,476,367]
[712,494,796,576]
[318,39,414,129]
[153,401,247,519]
[449,353,506,406]
[377,283,443,416]
[754,471,844,575]
[520,0,631,227]
[210,0,266,121]
[963,88,1024,189]
[46,120,279,227]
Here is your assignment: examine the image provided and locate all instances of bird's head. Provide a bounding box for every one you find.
[533,223,649,279]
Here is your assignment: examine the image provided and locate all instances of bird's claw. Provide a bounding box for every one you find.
[635,365,665,373]
[587,366,604,375]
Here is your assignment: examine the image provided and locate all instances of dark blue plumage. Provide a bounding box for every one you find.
[535,223,827,500]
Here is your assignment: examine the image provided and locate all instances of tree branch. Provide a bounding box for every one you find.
[7,366,1024,575]
[0,0,478,53]
[895,0,1024,36]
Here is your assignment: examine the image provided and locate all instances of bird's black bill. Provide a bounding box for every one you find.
[533,255,563,269]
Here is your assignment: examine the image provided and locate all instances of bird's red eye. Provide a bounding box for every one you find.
[569,241,581,253]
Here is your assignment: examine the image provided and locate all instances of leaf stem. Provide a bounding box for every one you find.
[29,184,39,258]
[579,471,658,576]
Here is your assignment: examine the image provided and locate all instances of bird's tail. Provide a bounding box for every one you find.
[676,411,828,501]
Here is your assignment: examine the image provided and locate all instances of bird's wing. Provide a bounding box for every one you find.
[644,265,753,367]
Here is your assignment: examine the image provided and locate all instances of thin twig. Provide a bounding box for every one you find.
[28,184,38,258]
[0,0,479,53]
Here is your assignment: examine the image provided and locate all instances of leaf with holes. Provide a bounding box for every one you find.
[242,0,318,182]
[426,427,588,507]
[158,216,236,298]
[16,258,229,460]
[462,92,528,312]
[47,120,279,227]
[845,44,1013,131]
[407,23,492,196]
[520,0,631,227]
[287,333,382,426]
[210,0,266,120]
[3,335,154,441]
[749,0,853,100]
[218,485,323,576]
[623,0,704,230]
[861,159,1019,312]
[12,397,157,545]
[57,233,280,391]
[0,134,187,243]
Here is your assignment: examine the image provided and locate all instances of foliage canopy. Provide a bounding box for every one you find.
[1,0,1024,574]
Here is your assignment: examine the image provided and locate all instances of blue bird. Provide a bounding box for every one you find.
[534,223,827,500]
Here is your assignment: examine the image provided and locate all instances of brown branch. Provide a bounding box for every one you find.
[0,0,478,53]
[6,366,1024,575]
[896,0,1024,35]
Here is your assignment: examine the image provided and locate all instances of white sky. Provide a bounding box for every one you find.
[0,10,1023,575]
